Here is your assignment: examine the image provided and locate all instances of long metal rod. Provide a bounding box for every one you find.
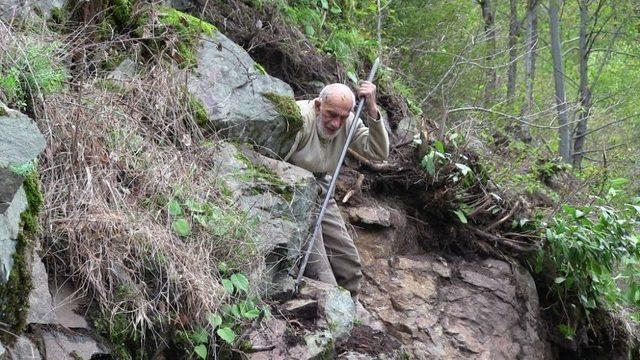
[294,58,381,293]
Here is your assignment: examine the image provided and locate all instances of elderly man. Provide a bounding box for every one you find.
[284,81,389,299]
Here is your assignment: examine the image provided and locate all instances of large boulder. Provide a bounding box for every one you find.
[188,30,303,158]
[246,278,403,359]
[0,106,45,283]
[359,255,552,359]
[207,142,317,283]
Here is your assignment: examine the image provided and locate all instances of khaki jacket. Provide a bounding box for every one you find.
[284,100,389,174]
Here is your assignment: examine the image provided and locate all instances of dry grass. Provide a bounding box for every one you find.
[1,17,264,351]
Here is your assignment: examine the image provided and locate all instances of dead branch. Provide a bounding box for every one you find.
[485,200,520,231]
[342,173,365,204]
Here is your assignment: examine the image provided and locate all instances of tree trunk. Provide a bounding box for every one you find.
[519,0,538,142]
[549,0,572,162]
[479,0,497,102]
[573,0,591,168]
[506,0,518,102]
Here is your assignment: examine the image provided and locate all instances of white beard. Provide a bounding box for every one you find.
[316,115,339,141]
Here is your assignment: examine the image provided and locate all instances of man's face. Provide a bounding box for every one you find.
[315,96,352,140]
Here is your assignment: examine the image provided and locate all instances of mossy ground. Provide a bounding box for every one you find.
[0,170,43,343]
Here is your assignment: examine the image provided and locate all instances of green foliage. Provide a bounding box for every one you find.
[539,179,640,315]
[277,0,378,73]
[165,194,257,241]
[0,42,67,110]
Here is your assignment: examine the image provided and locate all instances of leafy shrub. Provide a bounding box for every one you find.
[539,178,640,330]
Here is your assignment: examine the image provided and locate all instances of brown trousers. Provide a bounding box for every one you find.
[304,177,362,297]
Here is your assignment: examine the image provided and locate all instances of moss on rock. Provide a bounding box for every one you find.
[0,170,43,343]
[188,94,208,126]
[156,7,217,68]
[234,151,294,202]
[261,92,303,138]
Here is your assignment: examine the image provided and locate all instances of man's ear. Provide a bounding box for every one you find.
[314,99,321,114]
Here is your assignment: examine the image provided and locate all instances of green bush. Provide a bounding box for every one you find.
[538,178,640,332]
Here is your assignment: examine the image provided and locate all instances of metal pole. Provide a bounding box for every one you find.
[293,58,381,294]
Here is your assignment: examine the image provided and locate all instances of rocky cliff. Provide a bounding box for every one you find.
[0,1,634,359]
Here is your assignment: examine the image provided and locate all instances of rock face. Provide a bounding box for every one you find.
[359,255,552,359]
[188,30,302,158]
[0,106,45,283]
[247,278,403,359]
[0,0,65,21]
[207,142,317,282]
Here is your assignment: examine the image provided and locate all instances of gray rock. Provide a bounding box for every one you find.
[304,330,334,358]
[0,168,24,214]
[26,254,57,325]
[188,31,301,157]
[209,142,317,280]
[51,282,90,329]
[347,206,391,227]
[0,107,46,168]
[0,186,27,283]
[0,0,65,21]
[106,58,137,83]
[359,254,553,359]
[282,299,318,319]
[41,330,108,360]
[299,278,356,341]
[7,335,41,360]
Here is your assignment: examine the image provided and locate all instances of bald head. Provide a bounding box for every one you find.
[318,83,355,110]
[314,83,355,140]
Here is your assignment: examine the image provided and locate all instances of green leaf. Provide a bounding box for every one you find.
[421,152,435,177]
[191,328,208,344]
[554,277,566,284]
[167,200,182,216]
[194,344,207,359]
[230,273,249,293]
[172,218,191,237]
[218,262,228,274]
[320,0,329,10]
[231,304,241,318]
[434,140,445,154]
[609,178,629,187]
[453,210,467,224]
[243,309,260,319]
[186,199,205,213]
[208,313,223,328]
[330,4,342,14]
[304,23,315,37]
[558,324,575,340]
[221,279,234,294]
[217,327,236,344]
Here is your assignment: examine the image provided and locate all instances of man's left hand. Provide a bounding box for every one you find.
[357,81,379,120]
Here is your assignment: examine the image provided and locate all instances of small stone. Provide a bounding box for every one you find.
[283,299,318,319]
[347,206,391,227]
[51,282,90,329]
[26,254,57,325]
[41,330,109,360]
